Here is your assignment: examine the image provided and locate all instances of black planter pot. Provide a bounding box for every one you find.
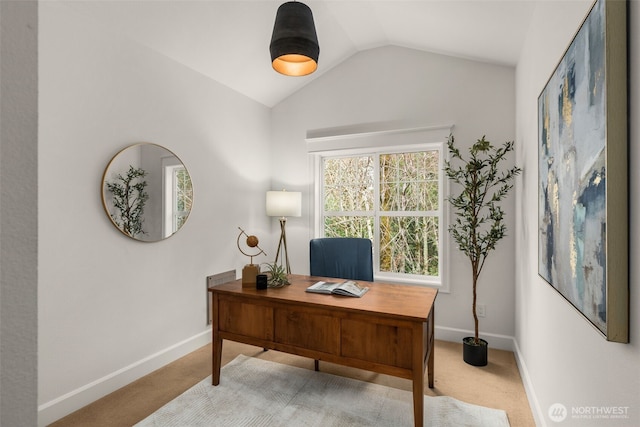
[462,337,488,366]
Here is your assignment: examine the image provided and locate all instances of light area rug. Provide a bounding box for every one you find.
[135,354,510,427]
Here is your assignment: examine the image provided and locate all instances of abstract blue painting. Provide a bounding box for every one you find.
[538,0,627,340]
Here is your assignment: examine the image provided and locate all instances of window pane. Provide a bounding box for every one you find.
[173,167,193,232]
[380,151,439,211]
[379,216,439,276]
[175,168,193,212]
[324,157,374,211]
[324,216,374,239]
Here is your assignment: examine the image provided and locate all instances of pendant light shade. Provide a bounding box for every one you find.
[269,1,319,77]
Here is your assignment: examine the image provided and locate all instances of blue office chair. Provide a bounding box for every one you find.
[309,237,373,371]
[310,237,374,282]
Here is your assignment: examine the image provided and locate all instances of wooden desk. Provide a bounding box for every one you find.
[208,274,437,427]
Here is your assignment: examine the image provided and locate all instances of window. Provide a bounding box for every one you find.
[171,166,193,231]
[163,162,193,237]
[319,144,445,286]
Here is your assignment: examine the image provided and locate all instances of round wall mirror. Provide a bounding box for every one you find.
[101,143,193,242]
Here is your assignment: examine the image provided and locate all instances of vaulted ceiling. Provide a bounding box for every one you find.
[61,0,537,107]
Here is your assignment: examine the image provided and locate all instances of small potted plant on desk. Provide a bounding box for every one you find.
[444,135,521,366]
[263,262,290,288]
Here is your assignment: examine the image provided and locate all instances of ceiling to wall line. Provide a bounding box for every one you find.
[61,0,536,107]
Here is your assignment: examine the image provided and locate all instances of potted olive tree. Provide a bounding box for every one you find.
[444,135,521,366]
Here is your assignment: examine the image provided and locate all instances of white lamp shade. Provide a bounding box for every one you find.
[266,191,301,217]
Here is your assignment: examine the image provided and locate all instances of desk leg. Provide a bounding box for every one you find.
[211,294,222,386]
[412,322,425,427]
[212,331,222,386]
[427,308,435,388]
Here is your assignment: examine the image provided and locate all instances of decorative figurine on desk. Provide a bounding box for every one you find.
[237,227,266,288]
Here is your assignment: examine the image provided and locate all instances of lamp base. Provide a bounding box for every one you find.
[242,264,260,288]
[274,218,291,274]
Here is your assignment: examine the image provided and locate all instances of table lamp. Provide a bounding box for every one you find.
[266,190,301,274]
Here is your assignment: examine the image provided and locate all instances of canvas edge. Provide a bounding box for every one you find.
[604,0,629,343]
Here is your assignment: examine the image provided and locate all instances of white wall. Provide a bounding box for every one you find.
[271,45,519,346]
[0,2,38,426]
[38,3,272,424]
[515,1,640,425]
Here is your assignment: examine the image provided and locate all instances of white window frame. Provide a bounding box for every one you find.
[306,123,452,292]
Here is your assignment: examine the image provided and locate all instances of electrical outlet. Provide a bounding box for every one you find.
[477,304,486,318]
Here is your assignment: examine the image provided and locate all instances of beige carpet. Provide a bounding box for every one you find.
[135,354,509,426]
[49,340,536,427]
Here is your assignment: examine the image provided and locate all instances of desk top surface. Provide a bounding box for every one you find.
[209,274,437,322]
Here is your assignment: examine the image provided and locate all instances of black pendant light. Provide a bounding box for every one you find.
[269,1,319,77]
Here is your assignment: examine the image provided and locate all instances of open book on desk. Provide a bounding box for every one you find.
[305,280,369,298]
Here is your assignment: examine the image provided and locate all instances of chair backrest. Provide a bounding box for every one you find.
[309,237,374,282]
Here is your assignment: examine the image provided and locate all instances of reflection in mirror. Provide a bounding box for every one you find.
[102,143,193,242]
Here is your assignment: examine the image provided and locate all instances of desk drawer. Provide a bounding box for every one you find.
[274,308,340,354]
[341,319,412,369]
[218,299,273,340]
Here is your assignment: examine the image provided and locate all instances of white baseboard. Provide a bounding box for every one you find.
[435,325,516,351]
[37,329,212,427]
[512,339,545,427]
